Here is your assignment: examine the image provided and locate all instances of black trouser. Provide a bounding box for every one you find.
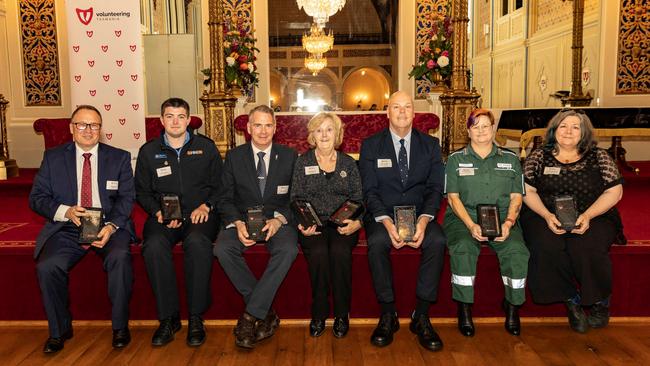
[141,214,219,320]
[365,220,446,306]
[300,225,359,319]
[36,226,133,338]
[520,210,615,305]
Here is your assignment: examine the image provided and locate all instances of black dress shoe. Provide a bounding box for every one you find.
[309,318,326,337]
[566,301,588,333]
[502,299,521,336]
[409,314,443,352]
[457,302,475,337]
[255,308,280,342]
[332,316,349,338]
[234,312,258,349]
[112,327,131,349]
[151,315,182,346]
[43,328,73,354]
[187,315,206,347]
[370,312,399,347]
[587,303,610,328]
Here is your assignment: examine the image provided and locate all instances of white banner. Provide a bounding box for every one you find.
[65,0,145,157]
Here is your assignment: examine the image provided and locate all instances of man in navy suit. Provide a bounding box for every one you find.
[359,91,446,351]
[29,105,135,353]
[215,105,298,349]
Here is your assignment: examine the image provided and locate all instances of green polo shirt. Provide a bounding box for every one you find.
[444,144,524,221]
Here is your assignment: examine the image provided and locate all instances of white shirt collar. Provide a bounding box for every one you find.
[75,143,99,159]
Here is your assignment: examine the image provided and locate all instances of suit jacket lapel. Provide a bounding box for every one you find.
[64,143,78,204]
[97,144,108,208]
[406,130,422,186]
[264,145,280,200]
[381,130,402,183]
[244,143,263,200]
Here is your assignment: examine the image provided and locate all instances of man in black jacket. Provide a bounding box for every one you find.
[215,105,298,349]
[135,97,222,347]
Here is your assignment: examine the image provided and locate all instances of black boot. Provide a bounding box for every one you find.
[587,302,610,328]
[457,302,475,337]
[502,299,521,336]
[565,301,588,333]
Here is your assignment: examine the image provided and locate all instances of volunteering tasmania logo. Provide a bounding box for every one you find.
[76,7,93,25]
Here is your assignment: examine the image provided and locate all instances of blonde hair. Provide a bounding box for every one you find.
[307,112,344,149]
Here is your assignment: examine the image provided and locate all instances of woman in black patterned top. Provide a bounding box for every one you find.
[290,112,363,338]
[520,109,623,333]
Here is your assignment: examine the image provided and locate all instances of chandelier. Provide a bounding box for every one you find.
[304,54,327,76]
[296,0,346,27]
[302,23,334,55]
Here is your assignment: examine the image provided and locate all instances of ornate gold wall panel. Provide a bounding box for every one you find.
[533,0,597,35]
[19,0,61,106]
[616,0,649,95]
[415,0,449,97]
[223,0,254,101]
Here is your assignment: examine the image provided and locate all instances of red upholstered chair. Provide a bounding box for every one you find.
[33,116,203,149]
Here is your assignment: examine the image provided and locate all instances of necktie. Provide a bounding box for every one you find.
[81,152,93,207]
[398,139,408,185]
[256,151,267,195]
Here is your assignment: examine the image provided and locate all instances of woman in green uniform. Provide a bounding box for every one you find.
[444,108,529,337]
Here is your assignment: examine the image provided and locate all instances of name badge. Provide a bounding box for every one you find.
[305,166,319,175]
[497,163,512,169]
[459,163,473,168]
[277,185,289,194]
[156,166,172,177]
[106,180,119,190]
[459,168,475,176]
[377,159,392,168]
[543,167,562,175]
[187,150,203,155]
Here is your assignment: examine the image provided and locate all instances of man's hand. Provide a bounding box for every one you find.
[91,225,115,248]
[263,218,283,242]
[65,205,86,226]
[407,216,430,248]
[190,204,210,224]
[298,224,321,236]
[155,210,182,229]
[235,220,256,246]
[337,219,362,236]
[382,218,405,249]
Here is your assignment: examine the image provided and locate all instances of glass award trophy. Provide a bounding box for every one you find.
[555,195,578,231]
[329,200,363,227]
[476,204,501,240]
[246,207,266,242]
[79,207,103,244]
[160,194,182,223]
[291,200,323,229]
[394,205,416,242]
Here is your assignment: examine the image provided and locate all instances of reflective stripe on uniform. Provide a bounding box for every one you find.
[451,274,475,286]
[502,276,526,289]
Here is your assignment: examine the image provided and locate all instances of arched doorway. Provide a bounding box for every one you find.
[341,67,391,110]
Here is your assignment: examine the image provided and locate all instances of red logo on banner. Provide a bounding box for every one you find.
[117,89,125,96]
[101,45,108,52]
[132,104,139,111]
[73,45,80,52]
[89,90,96,96]
[76,8,94,26]
[119,118,126,125]
[106,133,113,140]
[116,60,123,67]
[114,30,122,37]
[133,132,141,140]
[130,74,138,81]
[129,45,137,52]
[86,31,93,38]
[102,75,110,82]
[74,75,81,82]
[104,104,112,111]
[88,60,95,67]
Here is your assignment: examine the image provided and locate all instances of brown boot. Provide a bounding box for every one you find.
[234,312,257,349]
[255,308,280,342]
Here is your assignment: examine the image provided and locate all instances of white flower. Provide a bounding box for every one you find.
[247,62,254,70]
[226,57,236,66]
[437,55,450,67]
[431,34,438,41]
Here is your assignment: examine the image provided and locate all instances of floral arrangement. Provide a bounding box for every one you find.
[223,16,259,93]
[408,10,453,81]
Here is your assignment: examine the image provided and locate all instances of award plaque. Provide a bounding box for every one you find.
[394,205,416,242]
[160,194,182,223]
[79,207,103,244]
[329,200,363,227]
[246,207,267,242]
[291,200,323,229]
[476,204,501,240]
[555,195,578,231]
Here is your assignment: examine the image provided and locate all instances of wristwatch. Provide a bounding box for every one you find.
[105,222,119,232]
[204,201,213,212]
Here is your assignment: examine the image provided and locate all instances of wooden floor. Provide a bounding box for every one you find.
[2,320,650,366]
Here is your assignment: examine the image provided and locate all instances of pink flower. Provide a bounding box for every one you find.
[442,50,449,57]
[426,59,436,69]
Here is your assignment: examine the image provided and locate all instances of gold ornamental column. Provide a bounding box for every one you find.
[0,95,19,180]
[439,0,480,157]
[562,0,592,107]
[200,0,238,156]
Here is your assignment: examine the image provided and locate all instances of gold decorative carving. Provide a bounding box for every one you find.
[562,0,592,106]
[415,0,449,97]
[0,95,18,180]
[223,0,255,102]
[533,0,597,34]
[19,0,61,106]
[616,0,649,95]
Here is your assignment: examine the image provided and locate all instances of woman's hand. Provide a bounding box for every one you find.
[298,224,321,236]
[494,221,512,242]
[571,213,591,234]
[337,219,361,236]
[544,213,566,235]
[468,223,488,242]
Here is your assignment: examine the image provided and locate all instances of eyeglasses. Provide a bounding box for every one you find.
[72,122,102,131]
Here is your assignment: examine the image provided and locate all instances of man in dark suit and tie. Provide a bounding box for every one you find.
[215,105,298,349]
[29,105,135,353]
[359,91,446,351]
